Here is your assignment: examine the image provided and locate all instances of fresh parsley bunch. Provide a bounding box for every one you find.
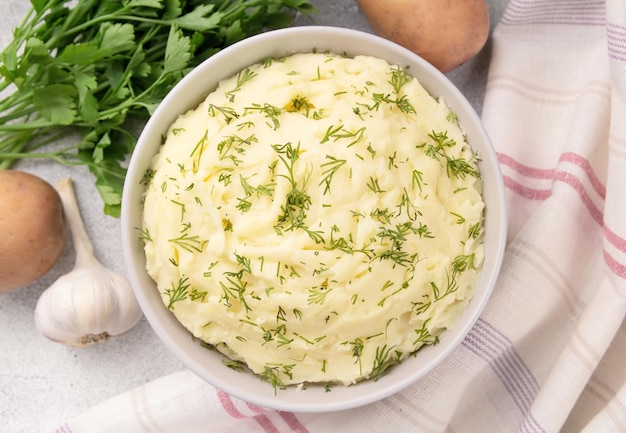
[0,0,316,216]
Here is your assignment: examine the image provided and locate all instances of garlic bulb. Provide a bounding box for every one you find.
[34,177,143,347]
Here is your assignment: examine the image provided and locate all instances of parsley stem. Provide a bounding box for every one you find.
[0,150,81,166]
[0,127,67,154]
[0,118,52,131]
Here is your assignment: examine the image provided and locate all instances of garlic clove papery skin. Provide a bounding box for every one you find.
[34,177,143,347]
[34,261,143,347]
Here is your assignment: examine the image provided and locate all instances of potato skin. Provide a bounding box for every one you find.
[0,170,67,292]
[356,0,490,72]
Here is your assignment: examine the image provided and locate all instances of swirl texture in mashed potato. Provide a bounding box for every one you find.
[142,51,485,387]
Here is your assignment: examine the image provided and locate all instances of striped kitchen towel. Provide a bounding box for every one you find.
[53,0,626,432]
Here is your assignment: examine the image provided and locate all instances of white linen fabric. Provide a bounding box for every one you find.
[52,0,626,432]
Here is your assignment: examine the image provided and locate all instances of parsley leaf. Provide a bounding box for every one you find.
[33,84,77,125]
[164,25,192,73]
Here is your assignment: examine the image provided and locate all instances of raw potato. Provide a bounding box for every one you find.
[0,170,67,292]
[356,0,490,72]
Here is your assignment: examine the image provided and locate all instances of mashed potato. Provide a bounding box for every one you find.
[142,52,484,387]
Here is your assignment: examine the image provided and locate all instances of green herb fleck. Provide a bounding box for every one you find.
[225,67,258,100]
[319,155,347,194]
[165,277,190,310]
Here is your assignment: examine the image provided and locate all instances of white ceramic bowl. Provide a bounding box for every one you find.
[121,26,507,412]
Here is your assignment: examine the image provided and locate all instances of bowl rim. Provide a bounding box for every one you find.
[121,25,507,412]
